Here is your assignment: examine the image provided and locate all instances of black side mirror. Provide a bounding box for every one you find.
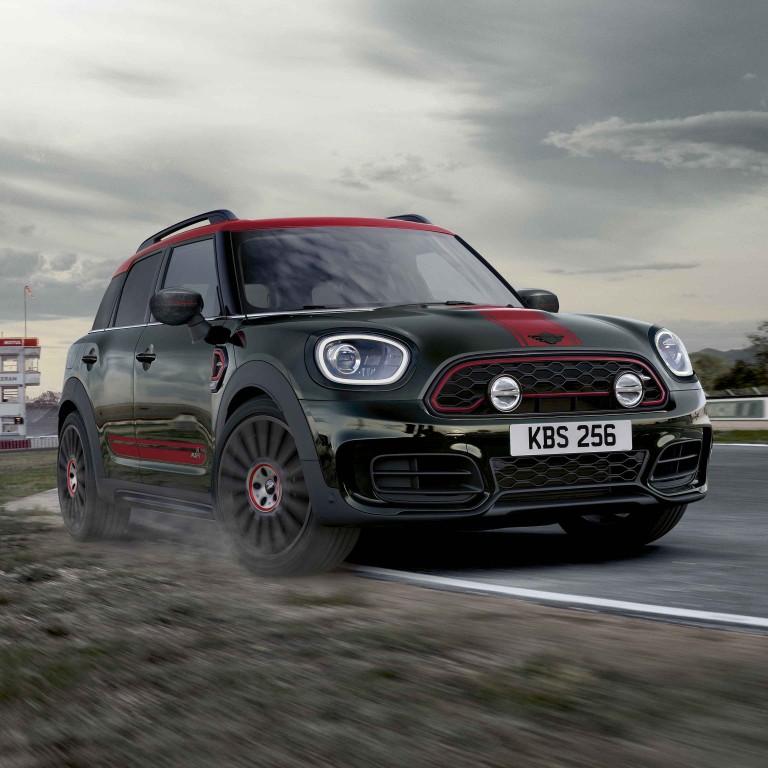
[518,289,559,313]
[150,287,229,344]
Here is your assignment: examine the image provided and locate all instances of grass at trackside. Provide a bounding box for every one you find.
[1,510,768,767]
[713,430,768,444]
[0,448,57,506]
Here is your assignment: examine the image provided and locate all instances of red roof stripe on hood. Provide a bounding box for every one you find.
[476,308,582,347]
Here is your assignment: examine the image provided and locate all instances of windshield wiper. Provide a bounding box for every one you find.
[300,301,477,310]
[380,300,477,309]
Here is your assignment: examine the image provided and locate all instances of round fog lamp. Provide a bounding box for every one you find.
[489,375,522,412]
[328,343,361,375]
[614,372,644,408]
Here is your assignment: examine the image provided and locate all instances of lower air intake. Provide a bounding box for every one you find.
[649,440,702,491]
[371,454,484,504]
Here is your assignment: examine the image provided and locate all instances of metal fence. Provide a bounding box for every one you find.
[30,435,58,449]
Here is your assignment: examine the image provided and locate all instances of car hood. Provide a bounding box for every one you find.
[239,304,674,395]
[272,304,658,356]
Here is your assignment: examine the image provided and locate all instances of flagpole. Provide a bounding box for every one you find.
[24,286,27,339]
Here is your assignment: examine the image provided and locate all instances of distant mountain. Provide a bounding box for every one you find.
[694,347,756,365]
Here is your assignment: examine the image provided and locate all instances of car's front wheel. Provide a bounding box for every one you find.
[558,504,687,548]
[57,412,130,540]
[213,400,359,576]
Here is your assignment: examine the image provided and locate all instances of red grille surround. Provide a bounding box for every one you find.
[429,355,667,416]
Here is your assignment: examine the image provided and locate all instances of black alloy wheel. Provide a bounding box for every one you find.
[57,412,130,540]
[213,399,359,576]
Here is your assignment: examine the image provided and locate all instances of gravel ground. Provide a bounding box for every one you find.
[1,491,767,768]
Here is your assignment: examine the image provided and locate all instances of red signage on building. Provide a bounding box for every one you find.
[0,338,39,347]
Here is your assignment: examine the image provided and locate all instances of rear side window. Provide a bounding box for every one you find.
[162,239,220,316]
[92,274,126,330]
[114,252,163,328]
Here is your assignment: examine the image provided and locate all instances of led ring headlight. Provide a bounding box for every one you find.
[614,372,644,408]
[315,334,410,385]
[654,328,693,377]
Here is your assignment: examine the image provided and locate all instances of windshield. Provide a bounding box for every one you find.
[234,227,520,312]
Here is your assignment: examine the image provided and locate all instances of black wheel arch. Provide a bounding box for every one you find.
[59,377,106,478]
[216,361,318,463]
[215,361,364,525]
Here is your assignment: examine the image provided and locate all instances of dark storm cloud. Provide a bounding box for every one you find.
[0,248,44,277]
[0,137,231,221]
[87,66,183,98]
[355,0,768,182]
[0,250,114,323]
[358,0,768,146]
[49,252,78,271]
[353,0,768,276]
[544,112,768,171]
[0,128,250,327]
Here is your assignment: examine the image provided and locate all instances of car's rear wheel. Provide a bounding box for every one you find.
[558,504,687,547]
[57,412,130,540]
[213,400,359,576]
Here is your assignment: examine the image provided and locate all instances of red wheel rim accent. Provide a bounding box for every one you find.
[247,462,282,513]
[66,458,77,497]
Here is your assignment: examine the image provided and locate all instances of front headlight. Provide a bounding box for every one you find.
[315,334,410,385]
[654,328,693,377]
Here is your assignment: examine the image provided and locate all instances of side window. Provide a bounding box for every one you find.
[114,252,163,328]
[92,274,126,330]
[162,239,220,316]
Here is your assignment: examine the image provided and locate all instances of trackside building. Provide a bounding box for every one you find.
[0,337,41,447]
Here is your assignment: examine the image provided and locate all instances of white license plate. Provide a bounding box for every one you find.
[509,420,632,456]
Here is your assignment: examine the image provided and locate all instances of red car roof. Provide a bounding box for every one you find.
[114,217,455,276]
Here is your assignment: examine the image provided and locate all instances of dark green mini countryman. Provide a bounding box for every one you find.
[58,210,711,575]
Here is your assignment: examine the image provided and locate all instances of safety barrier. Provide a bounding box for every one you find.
[0,435,58,451]
[0,438,31,451]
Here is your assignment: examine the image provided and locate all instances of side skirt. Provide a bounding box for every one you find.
[97,477,214,519]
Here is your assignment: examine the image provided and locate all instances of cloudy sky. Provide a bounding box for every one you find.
[2,0,767,392]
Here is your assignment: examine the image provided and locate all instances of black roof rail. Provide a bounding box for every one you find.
[387,213,433,224]
[137,209,238,253]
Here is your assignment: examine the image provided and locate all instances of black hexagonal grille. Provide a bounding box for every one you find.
[431,356,666,415]
[492,451,647,492]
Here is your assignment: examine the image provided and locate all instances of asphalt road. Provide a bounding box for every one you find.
[15,444,765,627]
[353,444,768,622]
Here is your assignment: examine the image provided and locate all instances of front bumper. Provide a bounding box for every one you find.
[299,388,711,527]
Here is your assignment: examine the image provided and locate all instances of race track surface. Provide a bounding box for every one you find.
[13,445,765,630]
[353,445,768,625]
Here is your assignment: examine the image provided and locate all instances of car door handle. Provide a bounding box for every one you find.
[135,346,157,364]
[81,350,98,365]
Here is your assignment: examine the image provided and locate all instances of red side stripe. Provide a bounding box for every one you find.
[107,435,206,466]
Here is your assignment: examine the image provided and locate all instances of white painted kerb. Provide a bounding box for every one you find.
[357,566,768,631]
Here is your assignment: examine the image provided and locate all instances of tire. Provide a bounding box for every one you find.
[212,399,359,577]
[558,504,687,548]
[57,412,130,540]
